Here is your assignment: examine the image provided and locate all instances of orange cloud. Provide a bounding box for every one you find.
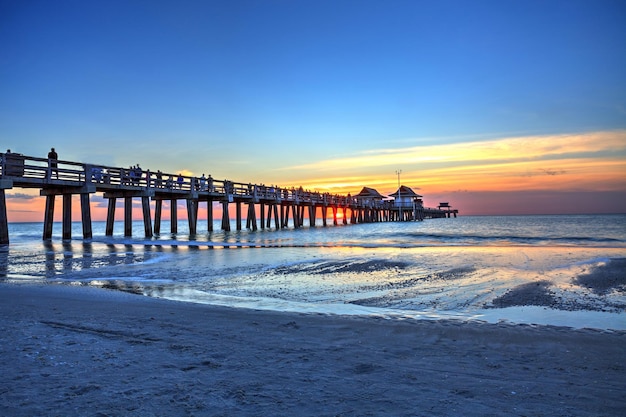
[276,130,626,197]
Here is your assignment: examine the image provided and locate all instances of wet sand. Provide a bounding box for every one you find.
[1,284,625,416]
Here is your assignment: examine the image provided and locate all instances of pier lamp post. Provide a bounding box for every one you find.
[395,169,402,221]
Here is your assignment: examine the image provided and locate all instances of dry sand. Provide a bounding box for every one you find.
[1,284,624,417]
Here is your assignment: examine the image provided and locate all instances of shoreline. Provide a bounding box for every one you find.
[2,284,625,416]
[143,285,626,331]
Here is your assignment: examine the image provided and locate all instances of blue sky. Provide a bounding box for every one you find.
[1,0,625,215]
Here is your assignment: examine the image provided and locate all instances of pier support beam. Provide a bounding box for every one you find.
[309,206,316,227]
[236,202,242,231]
[280,205,287,228]
[207,201,214,232]
[142,196,152,237]
[124,197,132,237]
[0,189,9,245]
[103,190,155,238]
[62,194,72,240]
[80,193,92,239]
[43,195,55,240]
[221,201,230,231]
[154,199,162,234]
[273,204,280,230]
[170,199,178,234]
[106,198,116,236]
[246,203,257,231]
[292,204,299,228]
[266,204,272,228]
[40,186,96,241]
[187,199,197,235]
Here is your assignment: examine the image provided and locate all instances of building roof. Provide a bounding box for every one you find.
[354,187,385,199]
[388,185,422,198]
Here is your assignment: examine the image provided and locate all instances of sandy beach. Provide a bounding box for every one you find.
[1,284,624,417]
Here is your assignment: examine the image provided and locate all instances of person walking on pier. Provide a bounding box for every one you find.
[47,147,58,179]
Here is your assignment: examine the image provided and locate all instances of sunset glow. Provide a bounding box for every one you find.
[6,128,624,221]
[2,1,625,220]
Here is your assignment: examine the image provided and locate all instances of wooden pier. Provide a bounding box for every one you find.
[0,152,458,244]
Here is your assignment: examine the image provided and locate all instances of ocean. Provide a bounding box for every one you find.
[2,214,625,330]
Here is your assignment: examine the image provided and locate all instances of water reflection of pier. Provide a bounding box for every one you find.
[0,152,458,244]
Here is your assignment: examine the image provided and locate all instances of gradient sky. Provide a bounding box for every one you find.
[1,0,625,221]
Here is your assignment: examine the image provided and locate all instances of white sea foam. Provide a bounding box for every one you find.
[144,288,626,330]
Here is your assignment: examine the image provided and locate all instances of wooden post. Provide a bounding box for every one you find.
[273,204,280,230]
[247,203,257,231]
[170,199,178,233]
[251,204,257,231]
[322,206,328,227]
[154,199,162,234]
[0,189,9,245]
[292,204,299,228]
[260,203,265,230]
[207,200,214,232]
[221,201,230,231]
[281,204,287,228]
[266,204,272,228]
[44,194,55,240]
[80,193,92,239]
[124,196,132,237]
[187,199,197,235]
[309,206,316,227]
[105,197,115,236]
[236,202,242,231]
[142,196,153,237]
[62,194,72,240]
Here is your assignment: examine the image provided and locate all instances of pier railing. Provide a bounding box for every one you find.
[0,152,382,207]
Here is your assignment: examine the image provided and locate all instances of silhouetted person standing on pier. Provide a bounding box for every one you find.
[48,147,58,179]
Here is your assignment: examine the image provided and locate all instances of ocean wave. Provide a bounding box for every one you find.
[377,231,626,247]
[84,235,626,250]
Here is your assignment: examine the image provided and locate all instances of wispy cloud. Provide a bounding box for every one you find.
[537,168,567,176]
[272,131,626,198]
[282,130,626,172]
[6,193,38,200]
